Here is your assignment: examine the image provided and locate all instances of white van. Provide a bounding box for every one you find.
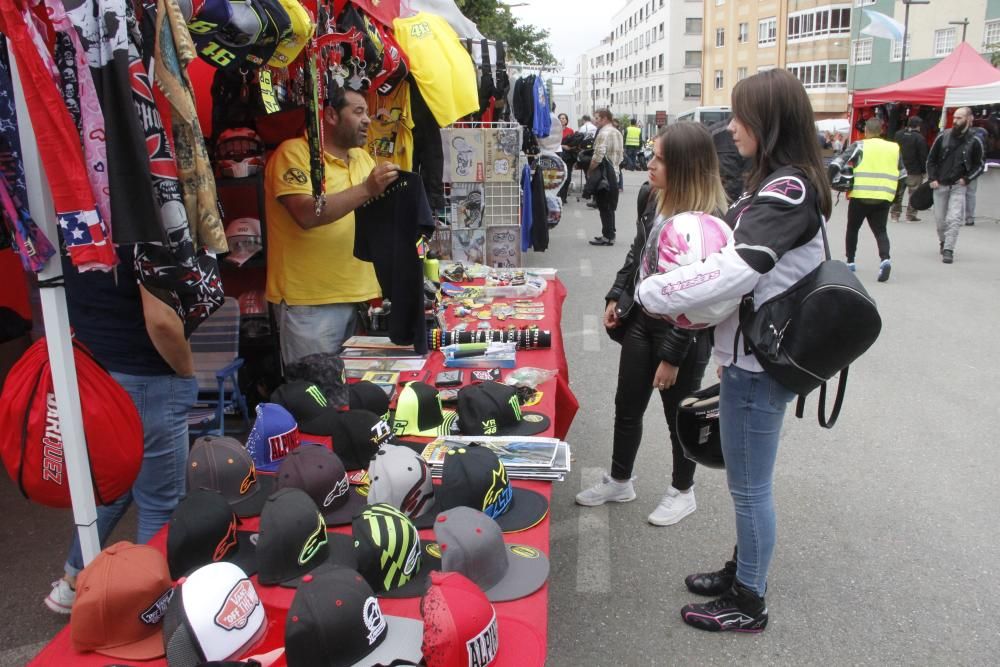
[676,106,732,126]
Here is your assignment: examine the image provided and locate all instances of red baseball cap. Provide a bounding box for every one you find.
[420,571,545,667]
[71,542,175,659]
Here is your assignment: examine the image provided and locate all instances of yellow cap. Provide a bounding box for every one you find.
[268,0,314,68]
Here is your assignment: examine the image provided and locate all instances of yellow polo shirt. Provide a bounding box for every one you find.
[264,138,380,305]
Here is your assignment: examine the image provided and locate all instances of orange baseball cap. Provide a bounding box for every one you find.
[71,541,175,659]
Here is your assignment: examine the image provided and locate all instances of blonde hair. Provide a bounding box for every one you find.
[654,122,729,218]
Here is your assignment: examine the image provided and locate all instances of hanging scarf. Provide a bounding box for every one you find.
[153,0,226,253]
[0,0,115,270]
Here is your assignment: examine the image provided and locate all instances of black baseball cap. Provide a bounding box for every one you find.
[275,444,367,526]
[271,381,335,427]
[392,382,457,437]
[349,381,391,420]
[438,444,549,533]
[166,490,257,580]
[352,503,442,599]
[284,567,423,667]
[303,409,395,471]
[255,488,356,588]
[187,436,275,517]
[453,382,549,437]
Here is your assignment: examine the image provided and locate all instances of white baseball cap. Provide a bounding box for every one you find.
[224,218,263,266]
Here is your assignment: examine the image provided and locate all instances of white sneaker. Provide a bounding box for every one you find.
[575,472,636,506]
[44,578,75,614]
[647,486,696,526]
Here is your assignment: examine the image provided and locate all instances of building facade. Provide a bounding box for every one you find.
[572,0,704,135]
[703,0,852,118]
[849,0,996,92]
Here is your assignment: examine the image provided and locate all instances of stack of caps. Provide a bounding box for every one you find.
[70,542,174,660]
[392,381,549,438]
[245,403,301,473]
[187,436,275,517]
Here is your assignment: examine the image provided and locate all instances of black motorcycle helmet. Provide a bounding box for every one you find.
[676,383,724,469]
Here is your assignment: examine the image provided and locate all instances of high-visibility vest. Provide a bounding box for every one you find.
[625,125,642,147]
[852,138,900,202]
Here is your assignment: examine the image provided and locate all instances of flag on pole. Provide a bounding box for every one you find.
[860,9,906,42]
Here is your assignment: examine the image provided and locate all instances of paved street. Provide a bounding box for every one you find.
[2,169,999,666]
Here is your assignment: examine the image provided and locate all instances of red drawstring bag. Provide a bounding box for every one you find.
[0,337,143,508]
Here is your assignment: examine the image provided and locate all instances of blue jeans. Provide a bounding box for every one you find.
[719,364,797,597]
[277,301,358,366]
[65,373,197,576]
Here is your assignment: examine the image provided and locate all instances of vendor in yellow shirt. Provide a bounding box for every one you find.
[264,87,399,364]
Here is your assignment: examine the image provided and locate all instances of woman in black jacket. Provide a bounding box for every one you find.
[576,122,728,526]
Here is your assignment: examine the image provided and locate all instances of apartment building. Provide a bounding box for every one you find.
[572,0,703,133]
[850,0,995,91]
[703,1,852,118]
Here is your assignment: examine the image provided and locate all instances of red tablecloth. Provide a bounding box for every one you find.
[30,277,577,667]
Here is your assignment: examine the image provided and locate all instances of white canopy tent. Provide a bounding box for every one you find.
[943,81,1000,108]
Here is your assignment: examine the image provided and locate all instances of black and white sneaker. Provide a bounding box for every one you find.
[681,581,768,633]
[684,548,736,596]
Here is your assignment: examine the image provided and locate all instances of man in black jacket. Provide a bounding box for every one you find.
[892,116,928,222]
[927,107,985,264]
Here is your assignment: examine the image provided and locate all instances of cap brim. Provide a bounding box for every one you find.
[483,544,550,602]
[93,628,164,660]
[224,530,260,577]
[230,474,276,518]
[376,542,442,599]
[320,486,368,527]
[355,616,424,667]
[494,488,549,533]
[410,499,442,530]
[277,533,358,588]
[496,615,546,665]
[224,247,261,266]
[498,411,550,437]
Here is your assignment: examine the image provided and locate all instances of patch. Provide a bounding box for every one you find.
[213,515,239,561]
[214,578,259,631]
[363,596,387,645]
[298,513,328,565]
[759,176,806,205]
[522,414,544,423]
[510,545,541,559]
[465,612,498,667]
[139,588,174,625]
[425,543,442,559]
[282,167,308,185]
[323,475,350,507]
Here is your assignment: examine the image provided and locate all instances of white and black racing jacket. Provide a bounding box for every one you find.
[636,166,825,372]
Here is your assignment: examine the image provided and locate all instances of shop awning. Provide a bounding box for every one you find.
[943,80,1000,107]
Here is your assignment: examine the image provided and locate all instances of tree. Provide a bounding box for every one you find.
[455,0,558,66]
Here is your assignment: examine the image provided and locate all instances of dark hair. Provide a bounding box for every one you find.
[325,85,366,112]
[595,108,613,122]
[864,118,883,136]
[907,116,922,129]
[731,69,831,217]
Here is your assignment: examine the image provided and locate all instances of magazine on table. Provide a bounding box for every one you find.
[343,336,418,350]
[422,436,560,468]
[342,358,428,372]
[340,347,426,359]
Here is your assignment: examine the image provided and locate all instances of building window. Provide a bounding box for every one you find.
[716,27,725,47]
[686,18,702,34]
[685,82,701,98]
[934,28,956,57]
[716,0,724,5]
[685,50,702,68]
[714,69,724,90]
[658,54,664,69]
[852,38,873,65]
[758,18,777,46]
[890,35,912,61]
[659,22,664,39]
[658,85,664,100]
[855,0,875,5]
[986,20,1000,48]
[788,5,851,41]
[737,66,748,81]
[738,22,748,43]
[787,61,849,89]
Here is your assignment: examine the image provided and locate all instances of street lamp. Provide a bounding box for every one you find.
[900,0,930,80]
[949,19,969,43]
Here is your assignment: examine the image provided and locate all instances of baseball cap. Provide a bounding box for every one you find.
[167,489,258,580]
[162,562,267,666]
[438,444,549,533]
[268,0,313,67]
[283,352,349,411]
[270,380,336,427]
[188,436,275,517]
[433,507,549,601]
[420,571,546,667]
[453,382,549,437]
[353,503,442,599]
[275,444,367,526]
[71,542,174,659]
[349,380,391,420]
[245,403,301,473]
[304,409,395,471]
[255,488,356,587]
[392,382,457,437]
[285,567,423,667]
[224,218,262,266]
[367,444,437,529]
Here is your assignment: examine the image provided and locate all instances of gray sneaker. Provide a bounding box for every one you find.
[575,472,636,506]
[44,578,75,614]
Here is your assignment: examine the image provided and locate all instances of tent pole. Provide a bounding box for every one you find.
[8,44,101,567]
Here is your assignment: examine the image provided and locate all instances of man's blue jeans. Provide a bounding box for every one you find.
[65,372,197,576]
[719,364,797,597]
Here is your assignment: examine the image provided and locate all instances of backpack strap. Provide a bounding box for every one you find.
[795,367,849,428]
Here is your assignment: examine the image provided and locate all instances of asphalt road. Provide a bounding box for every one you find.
[2,168,999,666]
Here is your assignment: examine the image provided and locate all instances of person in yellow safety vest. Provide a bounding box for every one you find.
[830,117,906,283]
[624,119,643,171]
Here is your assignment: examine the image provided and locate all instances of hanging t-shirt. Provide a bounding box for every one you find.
[354,172,436,353]
[532,76,551,138]
[366,81,414,171]
[264,138,381,305]
[392,12,479,127]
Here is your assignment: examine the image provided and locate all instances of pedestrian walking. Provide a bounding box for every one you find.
[892,116,929,222]
[927,107,985,263]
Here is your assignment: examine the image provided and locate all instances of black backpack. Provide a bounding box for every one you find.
[736,216,882,428]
